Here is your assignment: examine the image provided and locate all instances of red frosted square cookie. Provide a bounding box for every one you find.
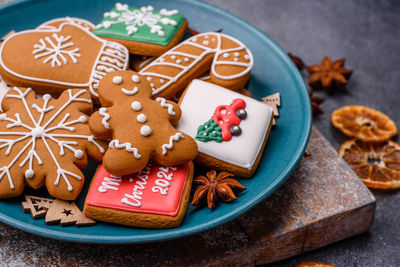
[84,161,193,228]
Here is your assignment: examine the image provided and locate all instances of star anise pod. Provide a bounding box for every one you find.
[191,170,246,209]
[307,56,353,93]
[309,89,324,115]
[288,53,305,71]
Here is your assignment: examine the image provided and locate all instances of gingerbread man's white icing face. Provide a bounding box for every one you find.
[89,71,198,176]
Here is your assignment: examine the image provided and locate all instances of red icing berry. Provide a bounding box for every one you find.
[212,98,246,141]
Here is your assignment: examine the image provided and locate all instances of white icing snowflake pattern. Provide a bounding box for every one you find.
[96,4,178,36]
[0,88,104,193]
[33,33,81,67]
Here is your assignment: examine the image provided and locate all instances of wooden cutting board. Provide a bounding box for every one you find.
[0,127,375,266]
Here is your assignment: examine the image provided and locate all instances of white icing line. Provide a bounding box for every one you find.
[37,17,95,31]
[109,139,141,159]
[101,51,127,62]
[166,51,197,58]
[99,107,110,129]
[139,72,173,81]
[155,97,176,116]
[153,62,185,69]
[122,87,139,95]
[214,61,252,67]
[161,133,184,155]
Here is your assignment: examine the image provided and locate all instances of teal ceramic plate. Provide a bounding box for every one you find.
[0,0,311,244]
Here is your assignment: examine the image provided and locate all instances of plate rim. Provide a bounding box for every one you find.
[0,0,312,244]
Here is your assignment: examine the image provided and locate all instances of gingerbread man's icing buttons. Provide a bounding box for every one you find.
[140,125,152,136]
[132,75,141,83]
[147,77,152,82]
[113,76,123,84]
[131,101,142,111]
[137,113,147,123]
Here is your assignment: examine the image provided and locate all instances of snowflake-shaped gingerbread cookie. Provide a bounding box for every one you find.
[89,71,198,176]
[0,87,106,200]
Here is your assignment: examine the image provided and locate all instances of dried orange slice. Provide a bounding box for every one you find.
[331,105,397,142]
[339,139,400,189]
[296,261,336,267]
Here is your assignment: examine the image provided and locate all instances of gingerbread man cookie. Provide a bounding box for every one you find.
[89,70,198,176]
[0,23,129,103]
[0,87,106,200]
[139,32,254,99]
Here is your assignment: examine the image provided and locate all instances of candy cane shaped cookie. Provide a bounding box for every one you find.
[139,32,254,99]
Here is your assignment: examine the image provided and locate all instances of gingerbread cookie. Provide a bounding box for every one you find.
[0,75,11,112]
[0,87,106,200]
[133,58,252,100]
[139,32,254,99]
[89,70,198,176]
[37,17,95,31]
[177,79,273,178]
[131,55,155,71]
[0,23,129,102]
[84,162,193,228]
[93,3,188,56]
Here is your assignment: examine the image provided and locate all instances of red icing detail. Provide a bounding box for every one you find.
[212,98,246,141]
[85,162,192,217]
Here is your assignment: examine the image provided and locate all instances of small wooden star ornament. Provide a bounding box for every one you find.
[262,92,281,126]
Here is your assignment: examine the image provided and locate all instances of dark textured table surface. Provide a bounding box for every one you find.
[202,0,400,266]
[0,0,399,266]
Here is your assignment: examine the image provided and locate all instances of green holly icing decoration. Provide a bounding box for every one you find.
[195,119,223,143]
[93,3,185,46]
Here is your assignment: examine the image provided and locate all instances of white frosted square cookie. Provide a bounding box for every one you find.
[177,79,273,177]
